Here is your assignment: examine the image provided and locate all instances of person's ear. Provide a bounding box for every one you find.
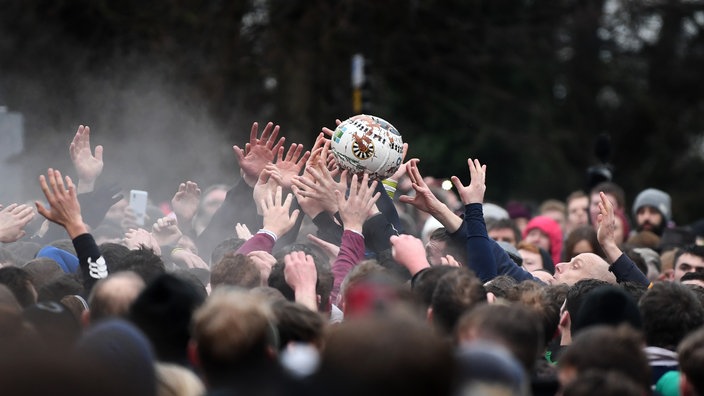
[426,307,433,324]
[559,310,571,330]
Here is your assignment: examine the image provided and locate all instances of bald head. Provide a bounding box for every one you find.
[88,271,145,323]
[554,253,616,286]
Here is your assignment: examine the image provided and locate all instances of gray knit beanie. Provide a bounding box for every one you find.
[633,188,671,223]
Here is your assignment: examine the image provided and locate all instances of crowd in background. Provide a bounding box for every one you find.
[1,121,704,396]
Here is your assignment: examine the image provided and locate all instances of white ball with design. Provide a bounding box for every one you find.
[330,114,404,180]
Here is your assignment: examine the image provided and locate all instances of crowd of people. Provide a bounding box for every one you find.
[1,120,704,396]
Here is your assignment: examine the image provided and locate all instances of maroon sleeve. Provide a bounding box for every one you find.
[236,232,276,255]
[330,230,366,304]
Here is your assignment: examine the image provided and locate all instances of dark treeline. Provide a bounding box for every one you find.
[1,0,703,223]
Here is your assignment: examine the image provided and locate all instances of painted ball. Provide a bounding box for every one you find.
[330,114,404,180]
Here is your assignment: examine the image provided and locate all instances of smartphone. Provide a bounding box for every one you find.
[129,190,148,226]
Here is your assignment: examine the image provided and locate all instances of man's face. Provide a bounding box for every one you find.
[488,227,517,246]
[567,196,589,231]
[673,253,704,282]
[636,206,664,233]
[553,253,607,285]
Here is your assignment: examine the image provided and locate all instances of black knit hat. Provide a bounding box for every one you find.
[573,285,642,335]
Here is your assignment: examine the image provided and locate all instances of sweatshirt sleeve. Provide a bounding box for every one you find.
[451,203,538,283]
[312,212,344,246]
[330,230,366,304]
[72,233,108,293]
[236,232,276,255]
[610,253,650,287]
[362,213,409,280]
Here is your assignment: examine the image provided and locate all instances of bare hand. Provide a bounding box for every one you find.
[151,215,182,247]
[69,125,104,192]
[336,173,380,233]
[390,234,430,276]
[321,118,343,137]
[284,250,318,311]
[451,158,487,205]
[0,204,35,242]
[292,162,347,215]
[172,248,209,270]
[306,233,341,265]
[440,254,460,267]
[124,228,162,255]
[387,143,410,182]
[260,186,300,238]
[171,181,201,228]
[273,143,310,189]
[253,164,283,215]
[398,159,445,215]
[233,122,285,187]
[248,250,276,283]
[235,223,253,240]
[35,168,87,238]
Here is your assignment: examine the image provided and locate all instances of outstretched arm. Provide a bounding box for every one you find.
[398,159,462,232]
[35,169,106,291]
[233,121,285,187]
[69,125,104,194]
[171,181,201,236]
[452,158,536,283]
[197,121,284,259]
[597,191,649,286]
[329,173,380,304]
[284,251,319,311]
[236,186,300,255]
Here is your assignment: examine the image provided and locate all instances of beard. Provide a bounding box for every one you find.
[637,220,666,236]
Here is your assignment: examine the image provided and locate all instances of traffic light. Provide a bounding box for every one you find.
[351,54,373,113]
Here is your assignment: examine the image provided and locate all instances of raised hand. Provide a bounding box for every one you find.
[235,223,253,240]
[252,164,283,215]
[0,204,35,242]
[398,159,462,233]
[69,125,104,193]
[292,162,347,215]
[389,234,430,276]
[321,118,343,137]
[124,228,162,255]
[451,158,487,205]
[596,191,622,263]
[398,159,445,215]
[306,233,341,266]
[387,143,410,182]
[273,143,310,190]
[171,181,201,230]
[233,122,285,187]
[247,250,276,282]
[35,168,87,238]
[336,173,380,233]
[260,186,300,239]
[284,250,318,311]
[151,215,183,247]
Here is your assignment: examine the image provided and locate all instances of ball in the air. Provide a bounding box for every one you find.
[330,114,404,180]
